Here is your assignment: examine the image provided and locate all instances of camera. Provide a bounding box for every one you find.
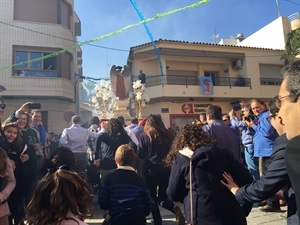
[230,101,242,111]
[244,114,255,122]
[28,103,41,109]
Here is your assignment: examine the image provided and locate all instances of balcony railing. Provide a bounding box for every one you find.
[133,75,252,89]
[13,69,58,77]
[260,78,282,85]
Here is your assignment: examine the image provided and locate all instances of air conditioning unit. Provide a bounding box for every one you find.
[232,59,243,69]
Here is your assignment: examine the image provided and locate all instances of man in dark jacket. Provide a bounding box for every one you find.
[277,61,300,219]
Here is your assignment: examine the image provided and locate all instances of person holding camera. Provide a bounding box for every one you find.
[229,105,259,181]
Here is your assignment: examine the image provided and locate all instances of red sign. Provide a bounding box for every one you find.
[181,103,194,114]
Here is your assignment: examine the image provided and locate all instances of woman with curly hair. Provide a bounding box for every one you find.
[21,169,93,225]
[95,118,136,185]
[166,124,253,225]
[138,114,182,225]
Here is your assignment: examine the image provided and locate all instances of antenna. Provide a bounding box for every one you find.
[275,0,280,18]
[211,27,219,44]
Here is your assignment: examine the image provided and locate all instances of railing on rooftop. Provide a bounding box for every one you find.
[132,75,252,89]
[288,12,300,22]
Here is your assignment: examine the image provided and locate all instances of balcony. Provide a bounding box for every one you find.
[14,69,57,78]
[133,75,252,89]
[260,78,282,85]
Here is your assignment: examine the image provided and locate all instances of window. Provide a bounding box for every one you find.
[14,0,72,29]
[60,1,71,29]
[14,51,58,77]
[259,64,282,85]
[204,71,218,85]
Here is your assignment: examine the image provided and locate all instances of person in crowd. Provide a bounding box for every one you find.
[5,104,41,208]
[16,112,40,206]
[202,105,242,162]
[59,115,97,179]
[0,148,16,225]
[246,99,278,175]
[222,114,241,146]
[165,124,253,225]
[48,132,60,155]
[229,106,259,181]
[132,118,147,141]
[86,116,101,193]
[277,61,300,215]
[40,146,76,177]
[31,110,47,167]
[95,118,136,186]
[245,98,279,211]
[199,112,208,125]
[3,122,27,225]
[21,169,93,225]
[131,118,147,175]
[138,114,184,225]
[99,144,152,225]
[116,116,139,146]
[125,117,139,133]
[222,96,298,223]
[138,70,146,84]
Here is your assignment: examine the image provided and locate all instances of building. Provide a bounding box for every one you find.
[127,14,299,129]
[0,0,82,134]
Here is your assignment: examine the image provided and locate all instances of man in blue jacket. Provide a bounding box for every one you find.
[245,99,278,211]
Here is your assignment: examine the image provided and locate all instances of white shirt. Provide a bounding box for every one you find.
[59,124,97,153]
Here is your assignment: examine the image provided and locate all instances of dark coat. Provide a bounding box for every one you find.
[285,135,300,224]
[95,132,136,170]
[167,144,253,225]
[236,134,289,203]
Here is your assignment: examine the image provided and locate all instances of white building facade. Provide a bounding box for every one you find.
[0,0,82,134]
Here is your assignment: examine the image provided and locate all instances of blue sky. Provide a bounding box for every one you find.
[74,0,298,80]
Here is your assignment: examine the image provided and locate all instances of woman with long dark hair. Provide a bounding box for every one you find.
[95,118,136,185]
[138,114,183,225]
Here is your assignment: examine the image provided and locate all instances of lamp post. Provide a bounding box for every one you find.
[91,80,115,119]
[131,80,150,119]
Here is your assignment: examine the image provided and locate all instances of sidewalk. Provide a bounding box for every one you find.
[85,202,287,225]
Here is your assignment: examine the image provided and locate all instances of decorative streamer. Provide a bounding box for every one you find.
[130,0,163,75]
[0,0,209,73]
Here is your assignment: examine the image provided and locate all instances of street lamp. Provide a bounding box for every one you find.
[91,80,115,119]
[131,80,150,119]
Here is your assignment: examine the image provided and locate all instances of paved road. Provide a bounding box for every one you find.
[85,200,287,225]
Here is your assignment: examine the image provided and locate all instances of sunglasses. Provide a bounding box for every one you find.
[46,165,70,173]
[0,103,6,109]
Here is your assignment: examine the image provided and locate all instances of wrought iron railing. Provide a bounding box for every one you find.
[260,78,282,85]
[132,75,252,88]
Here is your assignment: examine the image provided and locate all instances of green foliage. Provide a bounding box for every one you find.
[282,28,300,65]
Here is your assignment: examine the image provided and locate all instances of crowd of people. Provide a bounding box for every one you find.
[0,61,300,225]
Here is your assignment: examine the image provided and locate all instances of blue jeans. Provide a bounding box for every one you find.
[244,144,259,181]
